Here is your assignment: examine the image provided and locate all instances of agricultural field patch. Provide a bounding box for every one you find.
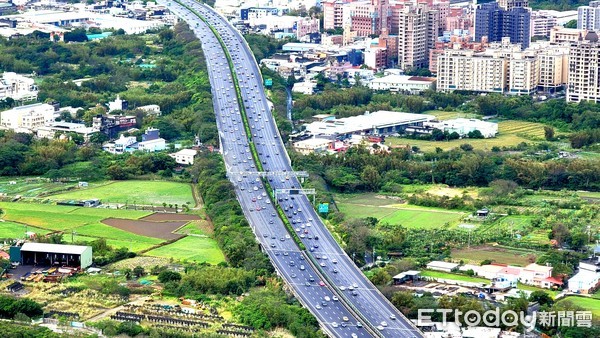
[424,110,481,121]
[63,235,157,253]
[380,208,465,229]
[334,193,402,207]
[335,194,465,228]
[556,296,600,320]
[48,181,195,206]
[422,185,479,199]
[108,257,172,271]
[0,221,49,239]
[10,278,129,320]
[0,179,78,198]
[420,270,489,283]
[101,218,187,241]
[175,220,212,236]
[0,202,150,231]
[387,120,562,152]
[141,213,202,222]
[145,236,225,264]
[74,223,165,246]
[451,245,542,266]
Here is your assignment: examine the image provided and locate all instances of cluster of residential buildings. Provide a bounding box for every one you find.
[234,6,320,41]
[0,90,197,164]
[0,72,37,102]
[0,0,171,38]
[292,110,497,154]
[215,0,600,104]
[419,252,600,294]
[102,127,166,153]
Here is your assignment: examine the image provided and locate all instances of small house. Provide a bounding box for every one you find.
[476,209,489,217]
[392,270,421,285]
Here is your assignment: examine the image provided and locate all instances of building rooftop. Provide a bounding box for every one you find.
[392,270,421,279]
[304,111,435,136]
[138,138,165,145]
[294,137,332,147]
[11,103,52,111]
[525,263,553,273]
[426,261,459,269]
[172,148,197,156]
[369,74,437,86]
[20,243,90,255]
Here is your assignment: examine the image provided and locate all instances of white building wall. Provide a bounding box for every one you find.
[0,103,55,131]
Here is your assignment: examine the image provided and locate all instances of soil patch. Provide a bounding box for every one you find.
[102,218,187,240]
[141,213,202,222]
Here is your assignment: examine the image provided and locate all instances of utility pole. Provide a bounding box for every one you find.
[431,158,436,184]
[468,229,471,248]
[372,247,376,264]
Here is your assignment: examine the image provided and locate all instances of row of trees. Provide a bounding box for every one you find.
[191,152,272,273]
[236,285,324,338]
[0,130,179,180]
[164,265,256,296]
[293,146,600,192]
[0,295,43,320]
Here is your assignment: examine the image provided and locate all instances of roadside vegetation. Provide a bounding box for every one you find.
[0,21,323,337]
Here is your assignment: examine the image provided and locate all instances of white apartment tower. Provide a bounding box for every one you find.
[437,49,508,93]
[508,55,539,94]
[578,1,600,30]
[567,32,600,103]
[436,39,565,94]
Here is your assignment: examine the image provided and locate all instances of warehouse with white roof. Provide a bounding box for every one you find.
[303,111,435,138]
[11,243,93,269]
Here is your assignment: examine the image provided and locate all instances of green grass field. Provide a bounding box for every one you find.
[424,110,481,121]
[74,223,163,246]
[578,191,600,199]
[145,236,225,264]
[557,296,600,319]
[452,245,542,266]
[420,270,488,283]
[63,235,158,252]
[175,220,211,236]
[387,120,558,152]
[0,221,49,239]
[0,202,150,231]
[476,215,551,245]
[0,202,161,250]
[517,283,561,298]
[335,194,465,228]
[0,178,78,197]
[48,181,195,206]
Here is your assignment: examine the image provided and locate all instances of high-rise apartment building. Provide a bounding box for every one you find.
[475,2,531,49]
[349,0,391,36]
[498,0,528,11]
[577,1,600,31]
[508,54,539,94]
[530,10,557,38]
[436,38,567,94]
[324,0,349,30]
[567,32,600,103]
[397,5,439,70]
[537,45,570,93]
[437,48,508,93]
